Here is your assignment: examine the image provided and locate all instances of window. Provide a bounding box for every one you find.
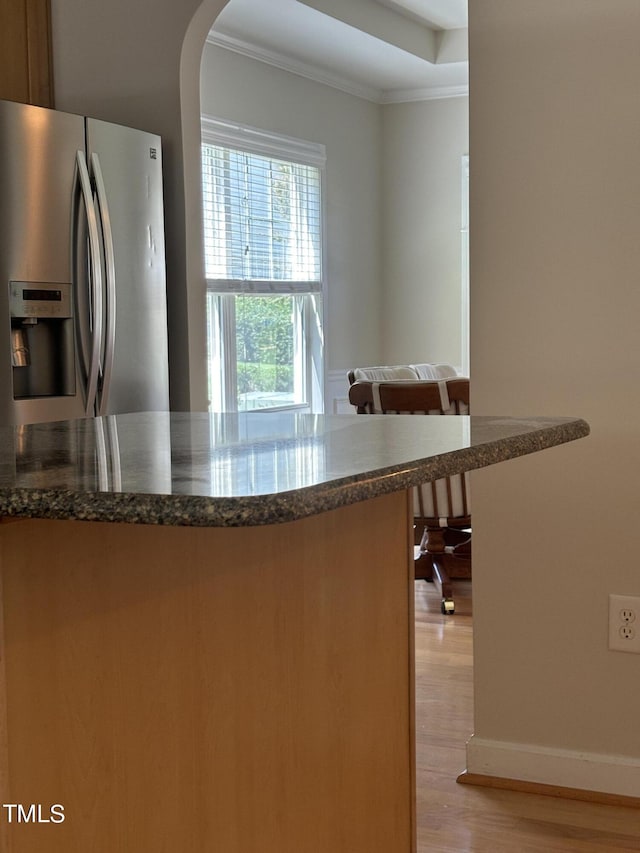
[201,118,325,413]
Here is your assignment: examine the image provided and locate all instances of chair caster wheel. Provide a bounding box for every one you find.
[441,599,455,615]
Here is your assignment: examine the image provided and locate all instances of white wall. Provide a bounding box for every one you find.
[381,98,469,370]
[468,0,640,796]
[200,43,383,378]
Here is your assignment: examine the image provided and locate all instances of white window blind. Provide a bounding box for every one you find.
[202,145,322,286]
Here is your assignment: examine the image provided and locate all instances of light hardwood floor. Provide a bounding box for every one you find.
[414,580,640,852]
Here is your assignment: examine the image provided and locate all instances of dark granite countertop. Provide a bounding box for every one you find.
[0,411,589,527]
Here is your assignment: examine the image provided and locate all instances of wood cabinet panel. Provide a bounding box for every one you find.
[0,0,53,107]
[0,492,416,852]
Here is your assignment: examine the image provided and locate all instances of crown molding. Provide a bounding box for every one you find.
[381,84,468,104]
[206,30,468,104]
[374,0,444,29]
[207,31,380,102]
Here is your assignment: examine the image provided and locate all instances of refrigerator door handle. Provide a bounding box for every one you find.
[91,152,116,416]
[75,150,103,417]
[93,416,122,492]
[93,416,109,491]
[106,414,122,491]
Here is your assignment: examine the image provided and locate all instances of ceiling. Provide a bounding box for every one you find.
[208,0,468,103]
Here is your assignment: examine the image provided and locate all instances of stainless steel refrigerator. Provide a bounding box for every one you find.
[0,99,170,426]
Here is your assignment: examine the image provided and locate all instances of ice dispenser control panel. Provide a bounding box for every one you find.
[9,281,76,401]
[10,281,73,319]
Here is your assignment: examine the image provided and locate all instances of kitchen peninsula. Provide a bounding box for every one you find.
[0,411,589,853]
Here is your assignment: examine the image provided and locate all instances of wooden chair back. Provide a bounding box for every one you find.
[346,375,471,615]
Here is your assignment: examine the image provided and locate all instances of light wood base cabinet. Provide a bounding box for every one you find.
[0,491,416,852]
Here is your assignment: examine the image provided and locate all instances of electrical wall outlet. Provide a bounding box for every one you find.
[609,594,640,653]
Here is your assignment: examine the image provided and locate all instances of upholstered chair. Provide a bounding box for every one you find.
[348,375,470,615]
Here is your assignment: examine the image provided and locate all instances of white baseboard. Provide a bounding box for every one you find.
[466,735,640,798]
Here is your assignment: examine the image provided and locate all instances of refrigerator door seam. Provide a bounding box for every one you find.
[75,149,103,417]
[91,152,116,416]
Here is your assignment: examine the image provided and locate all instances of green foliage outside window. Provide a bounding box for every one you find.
[235,295,295,398]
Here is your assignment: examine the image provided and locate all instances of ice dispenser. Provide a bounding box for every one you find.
[9,281,75,399]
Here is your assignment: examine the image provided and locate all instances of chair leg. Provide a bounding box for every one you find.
[414,527,434,581]
[416,526,455,615]
[414,549,434,581]
[430,557,455,615]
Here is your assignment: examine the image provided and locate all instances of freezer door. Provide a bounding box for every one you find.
[86,118,169,416]
[0,100,87,425]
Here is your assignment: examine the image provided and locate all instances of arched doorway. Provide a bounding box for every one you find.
[192,0,469,413]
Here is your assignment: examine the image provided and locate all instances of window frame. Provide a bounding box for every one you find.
[201,116,327,413]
